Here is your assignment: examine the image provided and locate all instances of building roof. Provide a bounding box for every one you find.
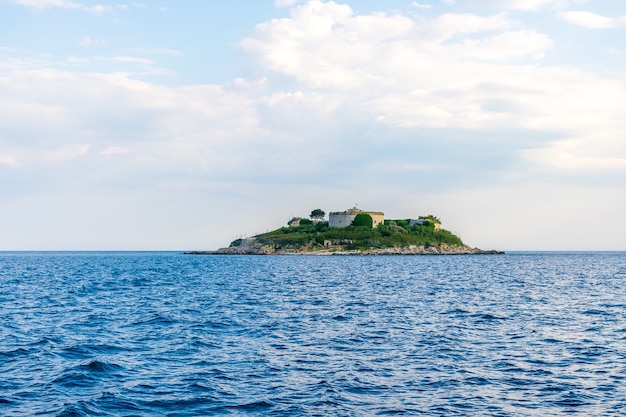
[329,207,384,216]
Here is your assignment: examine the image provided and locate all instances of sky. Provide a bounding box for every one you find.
[1,0,625,251]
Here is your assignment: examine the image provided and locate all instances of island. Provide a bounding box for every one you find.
[187,207,504,255]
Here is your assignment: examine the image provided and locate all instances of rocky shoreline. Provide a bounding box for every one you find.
[185,239,504,256]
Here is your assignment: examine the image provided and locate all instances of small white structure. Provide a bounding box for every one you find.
[329,207,361,228]
[288,217,303,227]
[409,218,441,231]
[329,207,384,228]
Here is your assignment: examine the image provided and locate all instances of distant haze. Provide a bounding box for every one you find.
[1,0,625,251]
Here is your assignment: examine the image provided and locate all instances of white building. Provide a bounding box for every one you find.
[329,207,384,228]
[288,217,303,227]
[409,218,441,231]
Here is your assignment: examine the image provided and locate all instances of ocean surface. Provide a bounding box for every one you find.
[2,252,626,416]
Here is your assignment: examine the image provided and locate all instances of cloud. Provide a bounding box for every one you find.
[78,36,107,46]
[0,67,268,182]
[128,48,182,57]
[557,11,626,29]
[5,1,625,188]
[2,0,625,250]
[445,30,553,61]
[445,0,589,10]
[241,0,626,178]
[113,56,155,65]
[242,3,513,89]
[481,0,556,10]
[100,146,129,156]
[44,144,90,162]
[0,152,20,167]
[9,0,116,13]
[434,183,626,251]
[412,2,433,9]
[9,0,81,8]
[478,0,589,11]
[275,0,301,7]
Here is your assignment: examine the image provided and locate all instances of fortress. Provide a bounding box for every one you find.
[328,207,385,228]
[286,207,441,230]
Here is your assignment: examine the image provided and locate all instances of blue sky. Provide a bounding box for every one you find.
[1,0,625,251]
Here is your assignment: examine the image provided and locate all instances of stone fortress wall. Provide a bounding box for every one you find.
[329,207,384,228]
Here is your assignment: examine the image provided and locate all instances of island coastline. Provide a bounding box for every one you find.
[187,208,504,256]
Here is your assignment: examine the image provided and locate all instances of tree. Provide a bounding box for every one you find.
[419,214,441,224]
[310,209,326,221]
[352,213,373,228]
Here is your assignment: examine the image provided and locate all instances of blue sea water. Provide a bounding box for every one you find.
[2,252,626,416]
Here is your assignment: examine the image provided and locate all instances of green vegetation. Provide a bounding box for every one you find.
[420,214,441,223]
[417,214,441,228]
[243,215,464,251]
[309,209,326,221]
[351,213,373,228]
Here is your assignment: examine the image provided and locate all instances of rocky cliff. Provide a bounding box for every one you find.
[185,237,503,255]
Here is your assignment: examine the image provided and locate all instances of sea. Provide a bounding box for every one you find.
[1,251,626,416]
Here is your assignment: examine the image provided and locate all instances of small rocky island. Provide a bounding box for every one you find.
[188,207,503,256]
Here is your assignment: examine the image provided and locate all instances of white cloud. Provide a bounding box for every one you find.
[275,0,301,7]
[100,146,129,155]
[524,143,626,170]
[2,0,626,250]
[459,0,589,10]
[243,3,513,89]
[9,0,81,9]
[445,30,553,61]
[241,0,626,175]
[412,2,433,9]
[44,144,90,162]
[557,11,626,29]
[113,56,154,65]
[0,67,267,176]
[9,0,117,13]
[435,183,626,251]
[6,2,625,184]
[128,48,182,57]
[78,36,107,46]
[428,12,512,38]
[0,152,20,167]
[480,0,556,10]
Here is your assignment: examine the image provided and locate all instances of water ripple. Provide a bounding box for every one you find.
[1,251,626,415]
